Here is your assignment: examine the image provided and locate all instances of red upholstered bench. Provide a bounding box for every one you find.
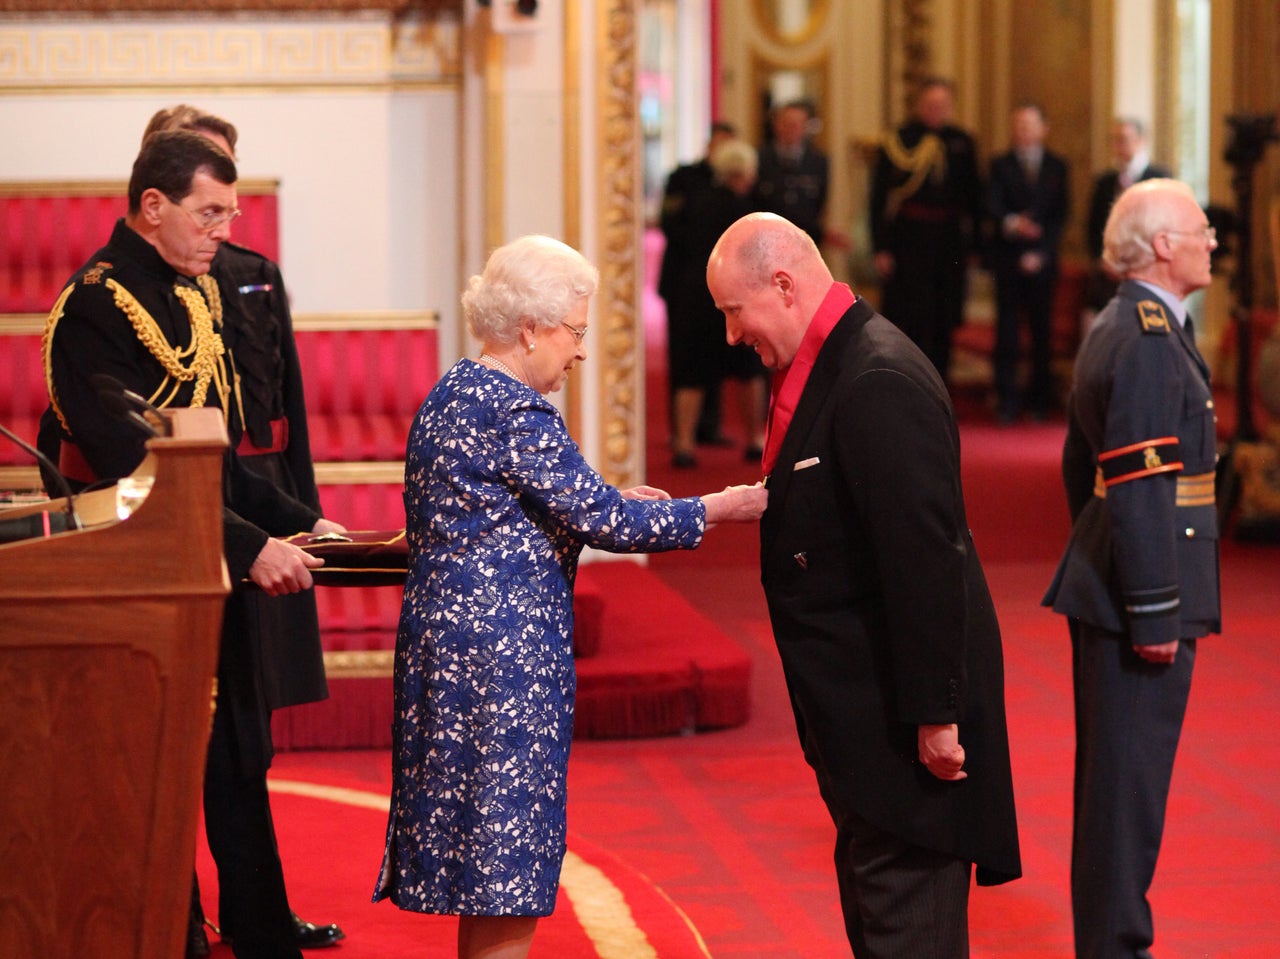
[1,181,280,317]
[0,320,45,469]
[293,317,439,464]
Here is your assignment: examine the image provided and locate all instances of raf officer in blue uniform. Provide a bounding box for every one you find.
[1044,178,1220,959]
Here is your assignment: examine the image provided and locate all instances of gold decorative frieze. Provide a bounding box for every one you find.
[322,648,393,678]
[595,0,640,489]
[0,16,460,89]
[313,461,405,485]
[292,310,438,332]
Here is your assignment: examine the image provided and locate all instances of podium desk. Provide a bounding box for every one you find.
[0,407,229,959]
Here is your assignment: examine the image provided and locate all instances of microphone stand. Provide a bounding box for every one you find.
[0,421,81,533]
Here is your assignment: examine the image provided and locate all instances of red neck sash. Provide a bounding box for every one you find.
[761,282,856,476]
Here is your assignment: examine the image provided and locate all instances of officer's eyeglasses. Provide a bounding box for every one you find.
[167,196,242,231]
[1163,226,1217,246]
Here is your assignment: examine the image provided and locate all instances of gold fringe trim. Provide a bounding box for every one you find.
[880,130,946,221]
[43,284,76,433]
[43,275,236,433]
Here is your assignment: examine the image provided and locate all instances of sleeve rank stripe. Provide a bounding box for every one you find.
[1124,585,1180,618]
[1098,436,1181,461]
[1098,437,1183,486]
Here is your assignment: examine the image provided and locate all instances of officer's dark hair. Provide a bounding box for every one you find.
[143,104,240,155]
[127,130,238,216]
[914,76,956,101]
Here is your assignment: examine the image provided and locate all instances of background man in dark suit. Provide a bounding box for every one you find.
[1083,118,1170,313]
[870,77,985,385]
[706,212,1020,957]
[987,102,1070,422]
[1044,178,1219,959]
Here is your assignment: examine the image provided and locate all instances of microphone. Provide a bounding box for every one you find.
[0,420,81,536]
[94,387,161,439]
[90,373,172,436]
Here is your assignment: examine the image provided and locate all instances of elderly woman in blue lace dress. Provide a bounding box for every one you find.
[373,235,766,959]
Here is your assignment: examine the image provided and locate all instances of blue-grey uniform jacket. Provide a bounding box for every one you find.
[1044,280,1221,645]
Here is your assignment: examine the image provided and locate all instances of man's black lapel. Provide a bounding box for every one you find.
[762,299,874,558]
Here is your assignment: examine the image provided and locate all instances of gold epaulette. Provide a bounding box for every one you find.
[1137,300,1171,334]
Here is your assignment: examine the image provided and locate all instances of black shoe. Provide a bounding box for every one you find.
[185,917,210,959]
[696,431,734,448]
[743,445,764,463]
[672,451,698,469]
[222,913,346,951]
[292,913,346,949]
[186,883,211,959]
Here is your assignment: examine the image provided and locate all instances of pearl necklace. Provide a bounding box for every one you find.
[479,353,526,385]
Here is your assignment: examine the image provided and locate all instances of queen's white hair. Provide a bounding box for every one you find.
[462,234,599,344]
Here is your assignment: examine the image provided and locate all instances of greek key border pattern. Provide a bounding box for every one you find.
[0,17,461,87]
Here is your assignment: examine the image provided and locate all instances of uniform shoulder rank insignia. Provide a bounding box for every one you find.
[1137,299,1170,334]
[82,261,113,285]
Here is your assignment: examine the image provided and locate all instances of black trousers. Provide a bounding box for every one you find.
[993,264,1056,416]
[203,696,301,959]
[881,222,968,383]
[832,809,972,958]
[1071,622,1196,959]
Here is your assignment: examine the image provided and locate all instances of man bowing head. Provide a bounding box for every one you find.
[707,213,1021,959]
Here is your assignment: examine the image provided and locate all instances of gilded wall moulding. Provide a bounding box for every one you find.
[0,14,460,88]
[596,0,640,489]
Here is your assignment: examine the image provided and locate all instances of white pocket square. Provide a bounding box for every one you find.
[793,456,821,471]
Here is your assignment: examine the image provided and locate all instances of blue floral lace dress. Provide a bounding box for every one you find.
[373,359,706,916]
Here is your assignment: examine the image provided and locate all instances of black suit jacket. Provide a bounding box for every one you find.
[987,148,1070,269]
[1086,163,1170,259]
[657,159,714,302]
[760,298,1021,884]
[213,242,329,711]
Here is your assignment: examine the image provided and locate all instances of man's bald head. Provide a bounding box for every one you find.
[709,212,826,289]
[706,213,834,370]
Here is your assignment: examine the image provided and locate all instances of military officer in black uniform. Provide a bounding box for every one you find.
[41,130,345,959]
[1043,178,1220,959]
[139,106,345,955]
[755,100,831,249]
[870,77,985,383]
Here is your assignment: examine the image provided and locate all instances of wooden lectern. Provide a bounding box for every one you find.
[0,407,230,959]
